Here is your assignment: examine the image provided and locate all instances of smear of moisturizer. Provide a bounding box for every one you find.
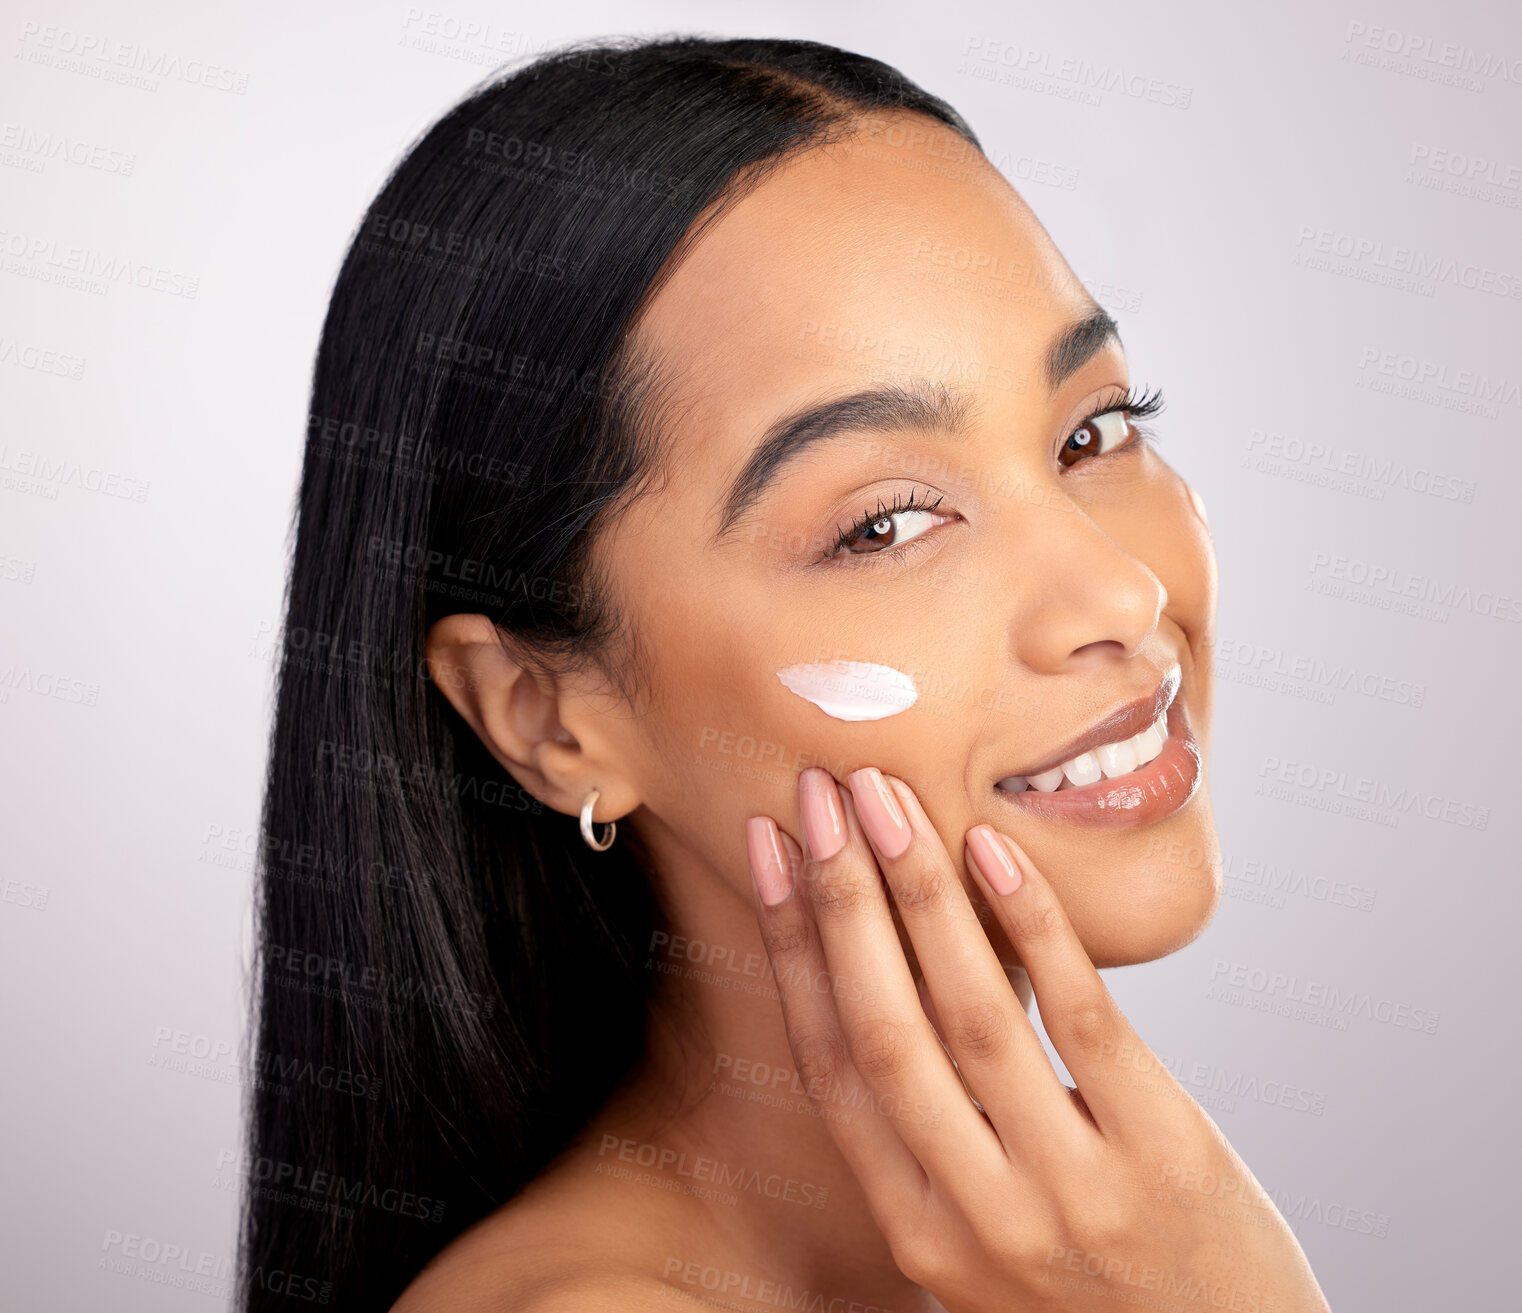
[776,660,918,722]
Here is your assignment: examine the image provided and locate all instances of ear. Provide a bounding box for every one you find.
[424,612,639,826]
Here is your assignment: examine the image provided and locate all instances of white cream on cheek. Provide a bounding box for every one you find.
[775,660,918,722]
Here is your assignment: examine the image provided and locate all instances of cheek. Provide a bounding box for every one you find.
[775,660,919,722]
[1139,469,1218,647]
[677,634,986,863]
[1185,481,1209,532]
[644,607,953,829]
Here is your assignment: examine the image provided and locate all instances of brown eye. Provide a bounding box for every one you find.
[1058,410,1132,468]
[840,508,940,555]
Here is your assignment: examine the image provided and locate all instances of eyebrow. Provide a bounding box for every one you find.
[711,303,1122,543]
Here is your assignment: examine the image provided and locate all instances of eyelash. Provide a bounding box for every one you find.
[827,486,950,561]
[1087,384,1166,436]
[824,385,1166,566]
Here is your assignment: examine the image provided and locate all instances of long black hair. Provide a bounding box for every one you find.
[238,34,980,1310]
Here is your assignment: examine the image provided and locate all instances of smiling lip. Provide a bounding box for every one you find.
[991,696,1200,829]
[999,667,1182,782]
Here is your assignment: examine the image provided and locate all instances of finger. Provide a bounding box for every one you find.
[962,824,1164,1139]
[845,768,1091,1164]
[744,814,929,1214]
[795,768,1002,1177]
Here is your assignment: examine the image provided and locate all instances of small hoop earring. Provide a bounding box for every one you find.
[580,789,616,851]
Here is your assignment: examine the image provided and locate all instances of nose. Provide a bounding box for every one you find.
[1005,495,1166,673]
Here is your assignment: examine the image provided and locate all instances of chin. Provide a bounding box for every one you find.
[979,785,1224,971]
[1064,791,1223,968]
[1076,868,1222,967]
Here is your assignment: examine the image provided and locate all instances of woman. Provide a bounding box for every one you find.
[240,34,1331,1312]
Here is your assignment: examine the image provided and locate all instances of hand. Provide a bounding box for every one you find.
[743,766,1332,1313]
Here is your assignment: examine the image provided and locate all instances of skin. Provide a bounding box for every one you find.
[394,110,1322,1312]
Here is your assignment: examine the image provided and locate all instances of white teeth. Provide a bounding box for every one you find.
[1131,715,1167,766]
[996,710,1171,795]
[1060,751,1102,787]
[1026,765,1066,792]
[1096,736,1139,779]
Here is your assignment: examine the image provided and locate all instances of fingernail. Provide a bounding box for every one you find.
[778,829,805,884]
[746,816,794,906]
[799,769,847,862]
[847,767,911,858]
[966,825,1021,896]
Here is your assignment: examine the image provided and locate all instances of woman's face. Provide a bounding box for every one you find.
[595,110,1219,967]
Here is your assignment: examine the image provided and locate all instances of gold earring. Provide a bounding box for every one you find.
[579,788,616,851]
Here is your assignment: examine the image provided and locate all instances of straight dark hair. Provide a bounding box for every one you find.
[238,34,981,1311]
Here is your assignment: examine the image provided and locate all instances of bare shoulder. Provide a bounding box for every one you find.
[388,1161,703,1313]
[390,1243,693,1312]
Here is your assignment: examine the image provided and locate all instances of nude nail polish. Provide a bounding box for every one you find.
[967,825,1021,896]
[847,767,911,858]
[799,769,847,861]
[746,816,794,906]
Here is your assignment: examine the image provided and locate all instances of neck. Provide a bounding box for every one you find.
[571,824,1034,1311]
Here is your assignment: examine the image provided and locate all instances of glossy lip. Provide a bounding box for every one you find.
[991,696,1201,829]
[995,666,1182,782]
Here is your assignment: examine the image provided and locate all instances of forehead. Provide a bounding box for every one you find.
[629,112,1098,486]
